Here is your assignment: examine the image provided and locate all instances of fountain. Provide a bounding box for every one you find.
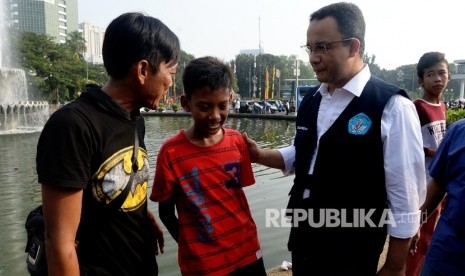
[0,0,49,134]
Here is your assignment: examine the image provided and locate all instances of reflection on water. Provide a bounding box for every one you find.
[0,133,42,276]
[0,116,295,276]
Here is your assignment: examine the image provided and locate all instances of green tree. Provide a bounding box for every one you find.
[13,28,461,106]
[233,53,314,99]
[364,53,382,77]
[17,32,87,103]
[235,54,255,98]
[171,50,195,100]
[86,63,108,87]
[66,31,87,59]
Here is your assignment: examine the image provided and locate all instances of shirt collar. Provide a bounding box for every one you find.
[318,65,371,97]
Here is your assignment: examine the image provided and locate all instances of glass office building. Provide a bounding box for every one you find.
[7,0,78,43]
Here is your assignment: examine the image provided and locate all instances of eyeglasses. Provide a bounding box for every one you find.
[302,38,353,55]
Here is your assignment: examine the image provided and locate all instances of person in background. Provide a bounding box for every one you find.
[419,118,465,275]
[406,51,449,276]
[284,100,290,115]
[150,56,266,276]
[244,2,426,275]
[233,98,240,113]
[37,12,180,275]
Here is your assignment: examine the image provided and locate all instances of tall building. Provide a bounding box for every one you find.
[79,22,104,64]
[7,0,79,44]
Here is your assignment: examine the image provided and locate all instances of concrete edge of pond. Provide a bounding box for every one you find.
[142,110,297,121]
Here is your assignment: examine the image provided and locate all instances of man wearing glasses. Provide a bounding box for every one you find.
[245,2,426,275]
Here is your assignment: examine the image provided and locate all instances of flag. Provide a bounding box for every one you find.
[264,66,269,100]
[271,65,276,99]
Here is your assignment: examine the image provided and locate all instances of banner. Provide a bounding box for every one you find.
[264,66,269,100]
[272,65,276,99]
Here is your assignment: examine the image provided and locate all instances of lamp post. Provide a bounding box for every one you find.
[252,55,257,98]
[86,59,89,83]
[258,64,262,99]
[397,70,416,95]
[248,65,252,98]
[276,68,281,98]
[412,73,416,92]
[448,88,454,102]
[82,50,89,84]
[294,59,300,107]
[397,70,404,85]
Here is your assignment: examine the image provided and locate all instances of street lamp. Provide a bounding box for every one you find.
[449,89,454,102]
[397,70,416,92]
[86,58,89,83]
[252,55,257,98]
[276,68,281,98]
[258,64,262,99]
[294,59,300,105]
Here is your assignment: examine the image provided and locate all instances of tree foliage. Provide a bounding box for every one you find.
[172,50,195,98]
[12,28,462,104]
[233,53,314,99]
[66,30,87,59]
[15,31,107,103]
[447,109,465,125]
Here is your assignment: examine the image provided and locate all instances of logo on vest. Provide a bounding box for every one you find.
[348,113,371,135]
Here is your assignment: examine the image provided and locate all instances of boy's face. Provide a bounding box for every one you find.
[182,87,232,139]
[419,61,450,98]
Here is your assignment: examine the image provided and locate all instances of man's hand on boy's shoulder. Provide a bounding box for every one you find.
[242,132,260,163]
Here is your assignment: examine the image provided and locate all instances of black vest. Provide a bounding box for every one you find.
[287,76,409,274]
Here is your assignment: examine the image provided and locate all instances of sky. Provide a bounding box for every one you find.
[78,0,465,71]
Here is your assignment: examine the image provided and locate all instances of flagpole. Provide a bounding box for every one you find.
[259,17,261,53]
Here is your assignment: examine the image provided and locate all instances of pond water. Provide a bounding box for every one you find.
[0,115,296,276]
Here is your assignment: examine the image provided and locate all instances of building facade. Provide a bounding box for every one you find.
[79,22,104,64]
[239,48,265,56]
[7,0,78,44]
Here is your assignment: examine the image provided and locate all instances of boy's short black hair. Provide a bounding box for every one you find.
[103,12,180,79]
[182,56,233,98]
[417,52,449,79]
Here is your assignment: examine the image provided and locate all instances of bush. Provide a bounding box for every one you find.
[446,109,465,125]
[171,103,180,112]
[157,102,166,112]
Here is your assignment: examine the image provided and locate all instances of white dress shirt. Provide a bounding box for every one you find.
[278,65,426,238]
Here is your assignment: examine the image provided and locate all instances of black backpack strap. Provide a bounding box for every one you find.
[107,126,139,210]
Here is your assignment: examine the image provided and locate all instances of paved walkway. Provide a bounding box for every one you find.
[265,237,389,275]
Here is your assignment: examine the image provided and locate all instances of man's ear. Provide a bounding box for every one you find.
[348,38,361,57]
[137,60,150,84]
[181,94,190,112]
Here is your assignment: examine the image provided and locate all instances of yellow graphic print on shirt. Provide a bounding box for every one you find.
[92,146,150,211]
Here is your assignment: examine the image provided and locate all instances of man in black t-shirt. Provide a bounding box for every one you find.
[36,13,180,275]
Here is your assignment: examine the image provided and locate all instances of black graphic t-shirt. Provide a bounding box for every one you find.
[36,86,157,275]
